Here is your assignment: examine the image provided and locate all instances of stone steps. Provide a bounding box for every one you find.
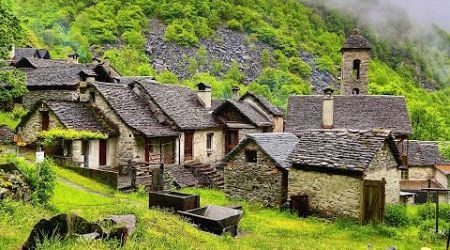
[183,161,224,189]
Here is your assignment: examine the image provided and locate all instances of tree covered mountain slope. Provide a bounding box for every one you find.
[5,0,450,141]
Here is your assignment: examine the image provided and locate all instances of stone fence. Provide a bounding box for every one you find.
[59,164,118,189]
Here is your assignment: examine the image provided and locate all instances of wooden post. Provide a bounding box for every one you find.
[436,190,439,233]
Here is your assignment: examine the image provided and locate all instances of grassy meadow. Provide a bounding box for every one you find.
[0,166,446,249]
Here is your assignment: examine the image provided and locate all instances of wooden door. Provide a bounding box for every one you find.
[361,179,385,224]
[41,111,49,131]
[82,140,89,168]
[99,139,107,166]
[225,129,239,153]
[184,132,193,160]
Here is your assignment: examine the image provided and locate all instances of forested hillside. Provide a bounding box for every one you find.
[3,0,450,141]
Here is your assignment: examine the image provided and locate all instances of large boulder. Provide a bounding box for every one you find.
[22,214,103,250]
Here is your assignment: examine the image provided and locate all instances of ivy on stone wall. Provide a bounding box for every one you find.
[37,128,107,146]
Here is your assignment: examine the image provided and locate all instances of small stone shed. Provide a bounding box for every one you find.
[223,133,299,206]
[289,129,402,220]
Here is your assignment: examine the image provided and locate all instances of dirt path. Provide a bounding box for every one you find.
[58,177,114,198]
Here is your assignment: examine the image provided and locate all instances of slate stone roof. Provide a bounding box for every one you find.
[0,125,14,144]
[240,92,283,116]
[224,133,299,169]
[403,141,445,167]
[15,58,96,88]
[44,100,116,135]
[135,79,220,130]
[115,76,154,85]
[341,29,371,50]
[93,82,178,138]
[214,100,273,127]
[289,129,400,173]
[286,95,412,137]
[13,47,50,62]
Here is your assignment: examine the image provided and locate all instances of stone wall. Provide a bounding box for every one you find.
[224,142,287,206]
[409,166,435,180]
[365,145,400,204]
[341,49,370,95]
[20,107,63,143]
[90,90,135,165]
[288,169,362,219]
[23,89,78,108]
[435,169,448,189]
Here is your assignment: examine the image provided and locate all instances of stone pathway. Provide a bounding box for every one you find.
[58,177,114,198]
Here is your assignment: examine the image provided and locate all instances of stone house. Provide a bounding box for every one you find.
[12,46,51,63]
[126,79,281,165]
[12,57,118,108]
[289,129,402,220]
[223,133,299,206]
[90,81,179,167]
[17,100,117,169]
[400,141,449,203]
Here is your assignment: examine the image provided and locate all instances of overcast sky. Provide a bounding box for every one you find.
[388,0,450,31]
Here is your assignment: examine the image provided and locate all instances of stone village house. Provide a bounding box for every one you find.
[400,141,450,203]
[17,100,118,169]
[223,129,402,222]
[11,56,119,108]
[16,71,283,173]
[222,30,414,221]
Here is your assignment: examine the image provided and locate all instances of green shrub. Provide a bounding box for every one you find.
[164,19,198,46]
[418,219,449,242]
[11,106,27,120]
[0,155,56,206]
[31,158,57,205]
[288,57,312,79]
[384,205,409,227]
[226,19,243,31]
[418,203,436,221]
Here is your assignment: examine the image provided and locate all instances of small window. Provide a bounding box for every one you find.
[245,150,257,163]
[401,169,409,180]
[352,88,360,95]
[90,92,96,103]
[352,59,361,79]
[206,133,214,151]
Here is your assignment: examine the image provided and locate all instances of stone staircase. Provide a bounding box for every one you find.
[184,160,224,189]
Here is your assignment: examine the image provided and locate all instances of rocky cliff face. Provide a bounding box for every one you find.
[145,19,337,93]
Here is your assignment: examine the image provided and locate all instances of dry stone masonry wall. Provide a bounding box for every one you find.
[224,143,286,206]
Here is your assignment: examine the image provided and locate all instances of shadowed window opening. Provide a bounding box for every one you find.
[353,59,361,79]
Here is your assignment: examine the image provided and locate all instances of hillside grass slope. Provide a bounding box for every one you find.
[0,166,445,249]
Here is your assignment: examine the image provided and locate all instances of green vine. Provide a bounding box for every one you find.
[37,128,107,145]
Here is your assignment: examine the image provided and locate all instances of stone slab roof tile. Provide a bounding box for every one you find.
[403,141,444,167]
[93,82,177,138]
[240,92,283,116]
[15,58,97,88]
[45,100,115,135]
[286,95,412,137]
[224,132,299,169]
[224,100,272,127]
[289,129,398,172]
[136,80,220,130]
[342,29,371,50]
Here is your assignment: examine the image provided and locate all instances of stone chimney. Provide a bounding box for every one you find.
[196,82,212,108]
[231,86,240,100]
[322,87,334,129]
[103,57,111,74]
[67,53,79,64]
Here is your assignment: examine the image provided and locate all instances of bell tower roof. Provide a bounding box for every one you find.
[341,29,372,51]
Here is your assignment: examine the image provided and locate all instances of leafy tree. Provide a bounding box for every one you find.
[261,49,272,68]
[225,61,244,83]
[164,19,198,46]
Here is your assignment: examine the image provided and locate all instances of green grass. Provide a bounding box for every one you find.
[0,112,19,129]
[0,167,445,249]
